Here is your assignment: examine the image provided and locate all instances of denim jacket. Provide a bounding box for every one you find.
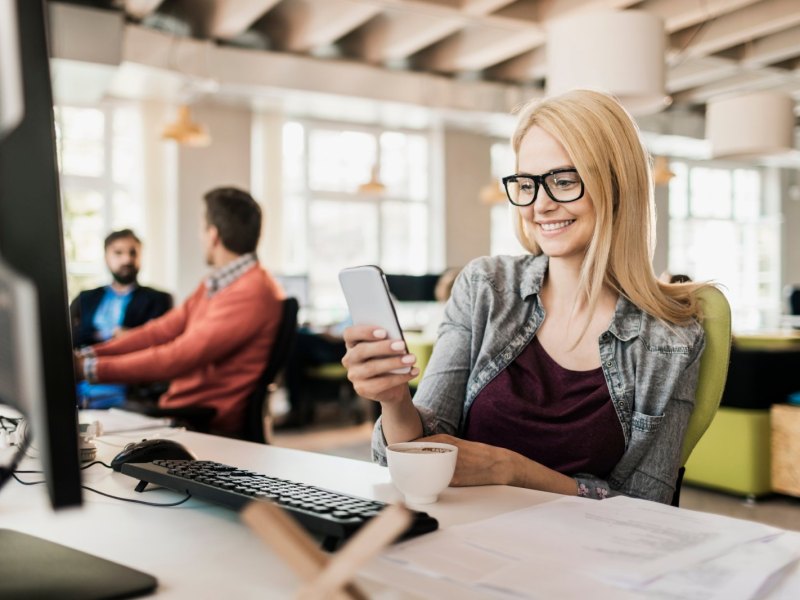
[372,254,706,504]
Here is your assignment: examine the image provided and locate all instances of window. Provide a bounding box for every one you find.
[281,121,431,318]
[490,142,526,256]
[668,162,780,330]
[55,105,145,300]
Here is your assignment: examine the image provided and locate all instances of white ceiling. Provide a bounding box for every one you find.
[46,0,800,146]
[100,0,800,110]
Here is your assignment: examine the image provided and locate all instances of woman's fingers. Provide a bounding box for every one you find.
[343,325,390,348]
[351,370,419,399]
[342,337,408,368]
[346,353,417,382]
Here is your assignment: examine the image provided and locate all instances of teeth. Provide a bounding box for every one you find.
[540,220,575,231]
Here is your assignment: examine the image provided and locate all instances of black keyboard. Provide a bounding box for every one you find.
[121,460,438,549]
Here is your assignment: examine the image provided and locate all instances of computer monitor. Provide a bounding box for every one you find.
[0,0,81,507]
[384,273,441,302]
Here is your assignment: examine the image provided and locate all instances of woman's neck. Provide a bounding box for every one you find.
[543,255,585,307]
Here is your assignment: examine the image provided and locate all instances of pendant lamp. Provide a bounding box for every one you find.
[161,104,211,147]
[705,92,795,159]
[546,10,669,115]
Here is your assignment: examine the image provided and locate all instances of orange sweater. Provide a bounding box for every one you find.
[92,267,284,435]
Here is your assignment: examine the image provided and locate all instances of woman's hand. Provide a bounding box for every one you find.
[341,325,419,405]
[418,434,516,487]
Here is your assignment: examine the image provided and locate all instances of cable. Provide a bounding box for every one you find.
[16,460,112,473]
[11,472,193,507]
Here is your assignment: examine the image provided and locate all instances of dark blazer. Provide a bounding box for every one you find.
[70,285,174,348]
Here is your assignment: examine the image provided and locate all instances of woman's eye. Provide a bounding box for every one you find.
[552,177,578,188]
[520,182,536,193]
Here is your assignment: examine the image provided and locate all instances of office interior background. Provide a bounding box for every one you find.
[50,0,800,328]
[47,0,800,521]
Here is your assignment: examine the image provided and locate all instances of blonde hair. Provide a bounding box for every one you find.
[510,89,706,326]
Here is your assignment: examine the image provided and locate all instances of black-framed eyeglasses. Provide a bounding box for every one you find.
[501,168,585,206]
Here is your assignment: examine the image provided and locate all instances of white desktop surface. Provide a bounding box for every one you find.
[0,418,559,599]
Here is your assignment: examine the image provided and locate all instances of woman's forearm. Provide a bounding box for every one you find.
[506,450,579,496]
[379,392,424,445]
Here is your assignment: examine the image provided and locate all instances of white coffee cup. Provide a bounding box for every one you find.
[386,441,458,504]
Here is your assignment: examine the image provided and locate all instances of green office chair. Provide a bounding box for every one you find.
[671,286,732,506]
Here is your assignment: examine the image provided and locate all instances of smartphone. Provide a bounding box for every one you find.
[339,265,410,374]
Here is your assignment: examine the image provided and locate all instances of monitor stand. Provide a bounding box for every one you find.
[0,529,157,599]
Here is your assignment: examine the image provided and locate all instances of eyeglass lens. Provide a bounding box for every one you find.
[506,171,583,205]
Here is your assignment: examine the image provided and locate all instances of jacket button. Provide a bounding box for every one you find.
[606,361,613,367]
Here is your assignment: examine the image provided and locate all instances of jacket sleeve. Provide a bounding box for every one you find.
[92,292,193,357]
[573,332,706,504]
[94,287,272,383]
[372,266,475,465]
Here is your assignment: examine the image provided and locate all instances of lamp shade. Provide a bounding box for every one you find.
[546,10,668,115]
[705,92,795,159]
[161,104,211,147]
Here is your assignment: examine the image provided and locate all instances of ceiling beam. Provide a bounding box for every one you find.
[669,0,800,61]
[485,46,546,82]
[672,67,798,104]
[257,0,380,52]
[460,0,518,15]
[341,12,464,63]
[208,0,282,39]
[121,0,166,20]
[741,24,800,68]
[532,0,639,22]
[414,21,545,72]
[120,23,542,114]
[637,0,761,33]
[666,56,740,93]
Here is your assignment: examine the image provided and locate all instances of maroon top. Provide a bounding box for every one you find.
[464,337,625,478]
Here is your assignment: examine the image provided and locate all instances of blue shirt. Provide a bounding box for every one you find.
[78,286,135,408]
[92,286,134,341]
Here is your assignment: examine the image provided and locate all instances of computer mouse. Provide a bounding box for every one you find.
[111,438,196,472]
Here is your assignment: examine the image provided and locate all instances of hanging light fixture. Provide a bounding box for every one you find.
[479,178,507,205]
[357,164,386,195]
[705,92,795,159]
[546,10,670,115]
[161,104,211,147]
[653,156,675,186]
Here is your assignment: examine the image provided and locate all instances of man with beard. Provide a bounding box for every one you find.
[75,189,285,436]
[71,229,173,408]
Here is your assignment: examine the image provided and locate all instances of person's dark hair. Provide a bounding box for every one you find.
[104,228,141,250]
[203,187,262,255]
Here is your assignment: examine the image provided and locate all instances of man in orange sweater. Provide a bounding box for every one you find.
[76,187,284,436]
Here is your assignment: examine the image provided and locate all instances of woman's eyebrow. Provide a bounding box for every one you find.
[516,165,576,176]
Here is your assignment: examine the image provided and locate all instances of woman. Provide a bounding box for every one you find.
[342,90,708,504]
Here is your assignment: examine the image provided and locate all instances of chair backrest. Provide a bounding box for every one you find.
[242,297,299,443]
[679,286,732,466]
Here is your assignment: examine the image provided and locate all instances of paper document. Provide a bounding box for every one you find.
[79,408,173,434]
[366,496,800,600]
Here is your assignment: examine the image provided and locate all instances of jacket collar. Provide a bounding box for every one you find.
[521,253,642,341]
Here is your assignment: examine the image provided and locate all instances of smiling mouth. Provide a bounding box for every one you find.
[539,220,575,232]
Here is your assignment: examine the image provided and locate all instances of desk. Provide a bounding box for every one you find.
[1,414,799,599]
[0,416,551,599]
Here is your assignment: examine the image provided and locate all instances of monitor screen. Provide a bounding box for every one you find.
[0,0,81,508]
[384,274,441,302]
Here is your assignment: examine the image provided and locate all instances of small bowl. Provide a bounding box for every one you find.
[386,441,458,504]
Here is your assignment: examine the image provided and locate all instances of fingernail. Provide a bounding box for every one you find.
[373,329,387,339]
[390,341,405,351]
[401,354,415,364]
[410,368,420,376]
